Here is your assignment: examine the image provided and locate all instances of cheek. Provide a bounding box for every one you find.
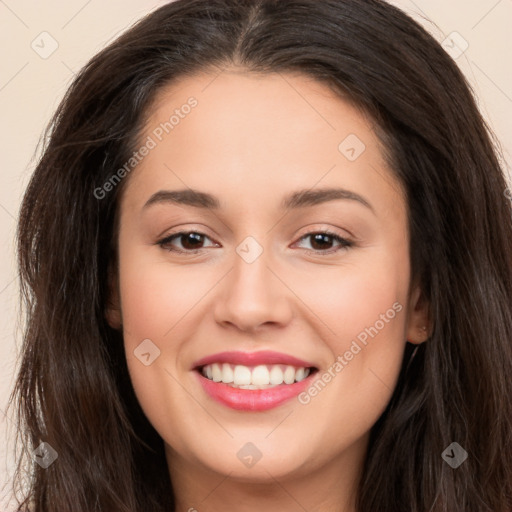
[295,247,409,427]
[117,245,222,448]
[118,247,210,344]
[304,245,408,351]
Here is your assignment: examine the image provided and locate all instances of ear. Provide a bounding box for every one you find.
[105,262,122,330]
[405,282,430,344]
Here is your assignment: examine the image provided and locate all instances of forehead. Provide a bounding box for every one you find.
[121,69,405,219]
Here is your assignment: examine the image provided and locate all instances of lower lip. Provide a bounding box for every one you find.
[195,370,316,411]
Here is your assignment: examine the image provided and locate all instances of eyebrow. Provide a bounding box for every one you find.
[143,187,375,214]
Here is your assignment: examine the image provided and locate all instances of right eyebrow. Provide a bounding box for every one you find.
[143,189,220,210]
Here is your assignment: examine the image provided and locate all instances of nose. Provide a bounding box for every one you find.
[213,247,293,333]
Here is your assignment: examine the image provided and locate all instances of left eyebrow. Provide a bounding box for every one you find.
[143,187,375,215]
[281,187,375,214]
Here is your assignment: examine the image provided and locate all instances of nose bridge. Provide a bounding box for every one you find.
[213,234,292,330]
[233,235,272,293]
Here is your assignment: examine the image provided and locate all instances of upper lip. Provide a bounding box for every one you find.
[192,350,317,370]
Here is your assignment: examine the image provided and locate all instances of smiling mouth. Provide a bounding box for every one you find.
[191,350,320,410]
[194,363,319,411]
[197,363,318,389]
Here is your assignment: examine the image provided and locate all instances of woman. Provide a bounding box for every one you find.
[9,0,512,511]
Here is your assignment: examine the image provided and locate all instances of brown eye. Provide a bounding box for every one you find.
[296,231,353,255]
[158,231,216,253]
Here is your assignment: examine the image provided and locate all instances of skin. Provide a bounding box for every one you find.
[107,68,430,512]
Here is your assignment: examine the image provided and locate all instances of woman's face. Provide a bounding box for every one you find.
[108,69,428,485]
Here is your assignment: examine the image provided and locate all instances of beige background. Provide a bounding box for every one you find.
[1,0,511,508]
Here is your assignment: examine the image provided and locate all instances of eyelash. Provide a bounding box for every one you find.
[156,229,353,256]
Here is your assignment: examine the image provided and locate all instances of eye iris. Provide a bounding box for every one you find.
[310,233,334,250]
[181,233,204,250]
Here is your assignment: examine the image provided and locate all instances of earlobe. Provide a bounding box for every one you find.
[406,325,428,344]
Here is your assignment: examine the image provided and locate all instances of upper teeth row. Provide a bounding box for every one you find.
[201,363,310,386]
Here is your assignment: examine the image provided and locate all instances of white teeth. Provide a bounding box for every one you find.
[269,366,284,385]
[252,365,270,385]
[201,363,313,387]
[221,363,234,384]
[233,365,252,385]
[283,365,295,384]
[211,363,222,382]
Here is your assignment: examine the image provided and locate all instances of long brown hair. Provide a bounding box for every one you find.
[9,1,512,510]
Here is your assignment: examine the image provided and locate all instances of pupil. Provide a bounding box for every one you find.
[311,233,332,250]
[182,233,203,249]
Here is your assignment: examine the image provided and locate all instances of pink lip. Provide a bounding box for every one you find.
[194,371,316,411]
[191,350,318,412]
[192,350,316,369]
